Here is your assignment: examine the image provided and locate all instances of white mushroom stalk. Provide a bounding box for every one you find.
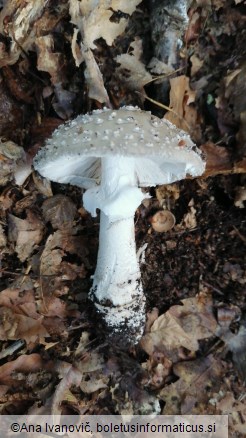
[33,106,205,343]
[83,156,147,336]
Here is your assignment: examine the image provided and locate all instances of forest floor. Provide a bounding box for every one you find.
[0,1,245,436]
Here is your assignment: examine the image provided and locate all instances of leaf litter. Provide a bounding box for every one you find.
[0,0,245,435]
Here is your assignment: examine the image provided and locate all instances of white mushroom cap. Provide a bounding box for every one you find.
[33,106,205,188]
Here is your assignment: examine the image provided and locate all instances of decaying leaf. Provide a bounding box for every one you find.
[69,0,142,103]
[0,282,50,345]
[0,307,49,344]
[8,210,44,262]
[0,0,49,67]
[216,307,246,381]
[80,43,110,104]
[0,224,7,248]
[42,195,77,231]
[164,75,202,142]
[69,0,142,50]
[0,139,25,186]
[160,355,223,414]
[0,353,45,386]
[115,39,152,93]
[35,35,64,85]
[52,364,82,415]
[141,294,217,358]
[216,392,246,435]
[156,184,180,207]
[40,229,87,300]
[181,199,197,230]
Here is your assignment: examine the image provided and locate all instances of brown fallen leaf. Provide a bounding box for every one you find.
[164,75,202,142]
[0,224,7,248]
[0,307,49,345]
[141,293,217,359]
[36,35,64,85]
[180,198,197,230]
[0,353,45,386]
[115,38,152,93]
[8,210,44,262]
[142,350,172,389]
[0,278,71,344]
[0,139,25,186]
[159,355,223,414]
[42,195,77,231]
[0,0,50,67]
[216,308,246,382]
[216,392,246,436]
[201,142,232,177]
[52,364,82,415]
[69,0,142,50]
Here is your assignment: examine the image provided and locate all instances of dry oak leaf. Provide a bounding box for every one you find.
[39,230,87,299]
[0,224,7,248]
[0,0,49,67]
[40,230,88,277]
[77,351,108,394]
[0,353,45,386]
[0,139,25,186]
[160,355,223,415]
[201,142,232,177]
[80,42,110,104]
[35,35,64,85]
[216,392,246,435]
[115,38,152,93]
[8,210,44,262]
[0,286,37,318]
[42,195,77,231]
[141,294,217,357]
[0,307,49,345]
[52,364,82,416]
[164,75,202,142]
[69,0,142,49]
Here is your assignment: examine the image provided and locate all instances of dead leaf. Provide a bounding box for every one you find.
[0,0,50,68]
[216,310,246,381]
[0,139,25,186]
[216,392,246,435]
[141,294,217,358]
[160,355,223,414]
[69,0,142,104]
[36,35,64,85]
[8,210,44,262]
[52,364,82,415]
[0,353,45,386]
[190,54,204,76]
[164,75,202,142]
[142,350,172,389]
[80,43,110,105]
[201,142,232,177]
[115,39,152,93]
[182,199,197,230]
[0,307,49,344]
[42,195,77,230]
[39,230,88,300]
[0,224,7,248]
[69,0,142,50]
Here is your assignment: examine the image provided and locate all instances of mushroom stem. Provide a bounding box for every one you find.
[90,212,146,339]
[91,212,142,305]
[85,156,147,340]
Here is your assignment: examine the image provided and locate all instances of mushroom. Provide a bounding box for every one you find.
[33,106,205,343]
